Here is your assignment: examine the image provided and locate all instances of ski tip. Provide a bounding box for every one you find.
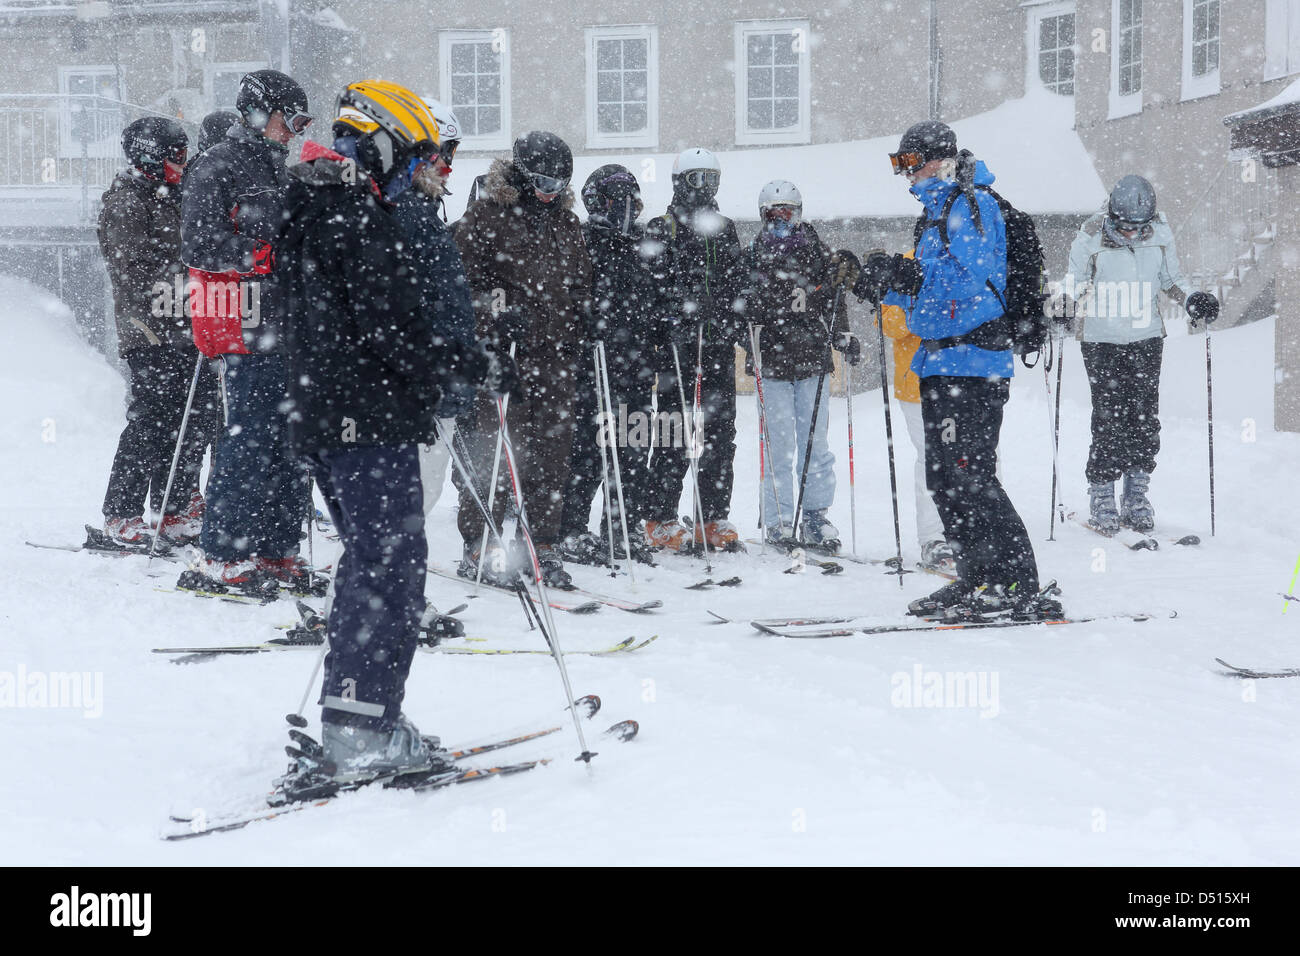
[573,694,601,719]
[603,719,639,742]
[705,610,730,624]
[1174,534,1201,546]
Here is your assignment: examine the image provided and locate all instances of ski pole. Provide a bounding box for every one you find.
[749,323,783,552]
[591,344,618,575]
[598,341,636,584]
[1206,323,1216,537]
[492,395,596,765]
[1045,332,1065,541]
[873,301,906,584]
[846,366,858,559]
[148,352,205,565]
[671,339,712,573]
[692,323,715,558]
[475,341,516,590]
[792,287,842,542]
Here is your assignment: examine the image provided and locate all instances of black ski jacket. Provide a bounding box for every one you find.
[276,143,485,454]
[583,216,664,388]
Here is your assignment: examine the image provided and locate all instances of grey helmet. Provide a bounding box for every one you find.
[1107,175,1157,229]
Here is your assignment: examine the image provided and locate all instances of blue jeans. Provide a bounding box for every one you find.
[761,376,836,526]
[200,353,309,561]
[308,445,426,731]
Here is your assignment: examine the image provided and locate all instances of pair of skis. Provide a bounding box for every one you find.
[162,695,637,840]
[154,634,660,663]
[707,607,1174,638]
[1060,509,1201,551]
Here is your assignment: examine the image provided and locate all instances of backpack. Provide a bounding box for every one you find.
[911,184,1049,367]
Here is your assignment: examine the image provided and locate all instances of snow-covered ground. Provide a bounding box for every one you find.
[2,273,1297,865]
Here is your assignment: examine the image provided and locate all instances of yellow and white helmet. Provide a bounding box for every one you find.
[332,79,439,180]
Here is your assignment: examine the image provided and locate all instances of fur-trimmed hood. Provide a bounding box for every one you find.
[481,157,575,211]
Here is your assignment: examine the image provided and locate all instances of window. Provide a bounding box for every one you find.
[733,19,811,146]
[1265,0,1300,80]
[1182,0,1220,100]
[1027,3,1076,95]
[1109,0,1143,118]
[440,29,511,151]
[205,61,267,112]
[585,25,658,149]
[58,65,121,158]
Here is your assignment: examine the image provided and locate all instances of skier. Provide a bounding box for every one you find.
[642,147,749,552]
[386,99,483,516]
[276,80,503,782]
[744,180,858,551]
[1059,174,1218,533]
[452,131,591,588]
[556,165,662,565]
[180,69,315,594]
[96,117,209,547]
[196,110,239,155]
[849,120,1057,617]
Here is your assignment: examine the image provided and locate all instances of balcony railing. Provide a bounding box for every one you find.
[0,93,197,226]
[1174,158,1280,302]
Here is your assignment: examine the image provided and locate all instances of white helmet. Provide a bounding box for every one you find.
[672,146,720,176]
[758,179,802,211]
[425,97,461,144]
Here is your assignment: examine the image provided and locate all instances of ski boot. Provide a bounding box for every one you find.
[765,520,796,547]
[920,538,957,576]
[177,558,280,601]
[102,515,152,548]
[320,714,453,785]
[798,510,841,554]
[418,601,465,645]
[908,580,973,618]
[555,531,612,567]
[701,519,743,552]
[966,580,1064,621]
[645,517,694,554]
[1087,481,1121,534]
[457,541,515,588]
[257,554,328,597]
[1121,470,1155,533]
[535,545,574,590]
[158,493,204,545]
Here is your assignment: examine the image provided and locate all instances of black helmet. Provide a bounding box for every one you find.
[582,164,642,220]
[236,69,311,133]
[121,116,188,175]
[198,110,238,153]
[512,130,572,195]
[890,120,957,175]
[1107,174,1157,229]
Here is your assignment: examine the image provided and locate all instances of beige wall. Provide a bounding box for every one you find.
[935,0,1028,120]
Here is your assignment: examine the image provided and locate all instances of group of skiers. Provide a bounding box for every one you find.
[92,67,1219,778]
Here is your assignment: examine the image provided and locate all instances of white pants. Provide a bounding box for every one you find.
[899,398,946,548]
[419,417,458,515]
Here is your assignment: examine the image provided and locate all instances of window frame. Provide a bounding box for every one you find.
[1181,0,1221,100]
[1024,1,1077,96]
[733,18,812,146]
[57,64,122,159]
[203,60,268,113]
[584,24,658,150]
[1265,0,1300,81]
[439,28,512,152]
[1108,0,1144,119]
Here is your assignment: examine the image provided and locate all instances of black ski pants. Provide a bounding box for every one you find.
[921,375,1039,594]
[645,342,737,524]
[102,346,218,520]
[1081,337,1163,484]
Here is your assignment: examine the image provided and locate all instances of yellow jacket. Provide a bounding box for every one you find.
[878,252,921,404]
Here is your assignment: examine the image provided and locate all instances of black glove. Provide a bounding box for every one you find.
[857,250,922,302]
[481,343,521,399]
[1185,291,1219,330]
[830,249,862,291]
[1044,291,1078,333]
[834,330,861,367]
[490,304,531,347]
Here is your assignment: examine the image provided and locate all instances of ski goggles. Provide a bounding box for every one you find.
[165,144,188,166]
[282,107,315,135]
[889,151,926,175]
[523,169,569,196]
[680,168,720,190]
[1113,218,1153,234]
[761,204,799,222]
[436,137,459,167]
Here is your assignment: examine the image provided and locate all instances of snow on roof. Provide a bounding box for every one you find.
[441,88,1105,222]
[1224,77,1300,126]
